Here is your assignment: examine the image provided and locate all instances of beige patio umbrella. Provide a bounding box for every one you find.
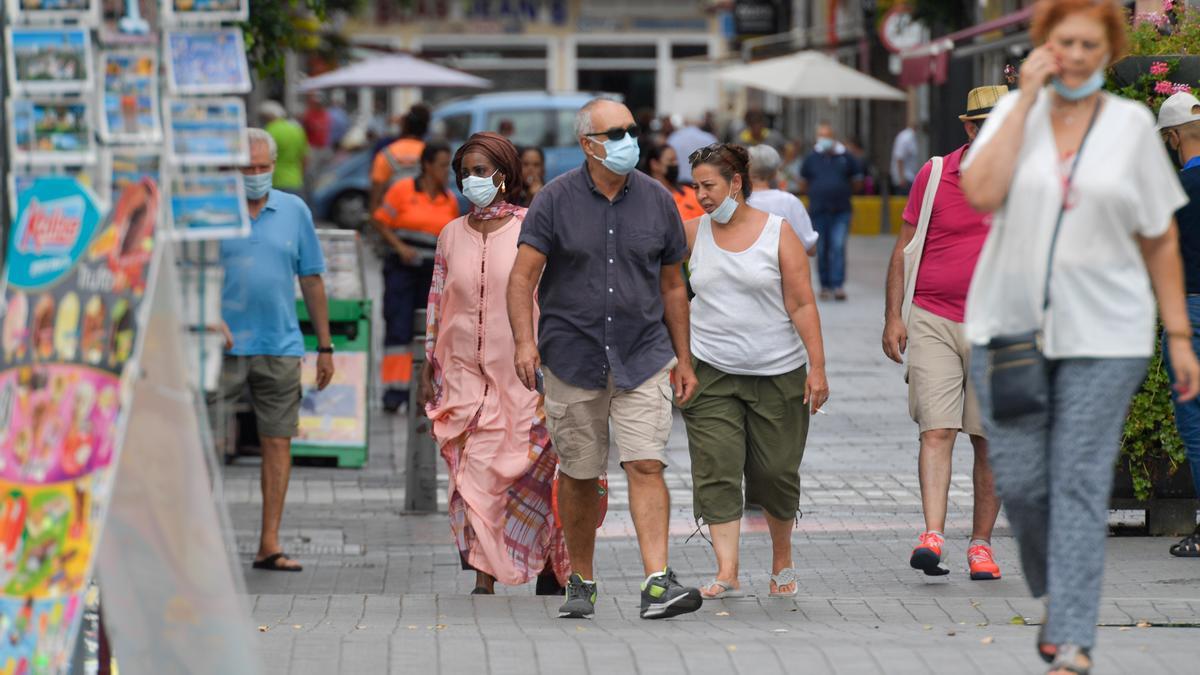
[719,51,906,101]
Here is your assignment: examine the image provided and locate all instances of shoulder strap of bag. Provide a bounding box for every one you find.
[901,156,943,324]
[1042,96,1104,311]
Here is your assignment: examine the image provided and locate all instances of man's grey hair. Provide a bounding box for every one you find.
[247,128,278,162]
[574,97,622,138]
[260,100,287,121]
[748,144,781,181]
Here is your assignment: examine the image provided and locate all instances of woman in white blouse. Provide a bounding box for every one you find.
[961,2,1200,674]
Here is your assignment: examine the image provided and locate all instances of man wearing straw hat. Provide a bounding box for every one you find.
[881,85,1008,581]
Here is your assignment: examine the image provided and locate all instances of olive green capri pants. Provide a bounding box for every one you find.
[680,359,810,524]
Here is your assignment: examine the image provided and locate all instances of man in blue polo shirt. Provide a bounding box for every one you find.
[212,128,335,572]
[800,122,862,301]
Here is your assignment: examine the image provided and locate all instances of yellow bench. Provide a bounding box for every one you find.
[797,195,909,236]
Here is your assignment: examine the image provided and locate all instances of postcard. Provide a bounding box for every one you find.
[7,0,100,25]
[99,51,161,144]
[100,148,160,212]
[5,28,93,95]
[8,99,96,166]
[163,0,247,25]
[164,29,251,95]
[168,171,249,241]
[164,97,249,165]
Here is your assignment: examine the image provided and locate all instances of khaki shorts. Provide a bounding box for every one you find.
[542,359,677,480]
[906,305,984,437]
[208,354,303,439]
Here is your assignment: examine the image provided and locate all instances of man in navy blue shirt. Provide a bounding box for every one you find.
[800,122,862,301]
[212,128,335,572]
[1158,92,1200,557]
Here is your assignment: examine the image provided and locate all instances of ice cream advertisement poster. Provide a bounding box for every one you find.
[0,177,160,673]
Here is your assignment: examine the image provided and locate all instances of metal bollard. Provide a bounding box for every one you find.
[405,308,439,512]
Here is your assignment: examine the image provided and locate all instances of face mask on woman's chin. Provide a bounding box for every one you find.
[709,194,739,223]
[1050,60,1108,101]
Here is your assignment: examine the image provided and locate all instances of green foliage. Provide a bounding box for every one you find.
[1109,4,1200,501]
[1121,343,1187,501]
[242,0,364,78]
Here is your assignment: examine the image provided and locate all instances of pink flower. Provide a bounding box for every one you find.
[1151,61,1171,76]
[1138,11,1170,27]
[1174,83,1193,94]
[1163,0,1175,12]
[1155,79,1175,94]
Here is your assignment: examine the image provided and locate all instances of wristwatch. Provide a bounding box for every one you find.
[317,345,335,354]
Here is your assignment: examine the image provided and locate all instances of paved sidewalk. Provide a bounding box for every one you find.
[224,235,1200,674]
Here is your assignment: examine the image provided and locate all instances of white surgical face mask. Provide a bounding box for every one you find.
[710,196,739,223]
[462,170,500,208]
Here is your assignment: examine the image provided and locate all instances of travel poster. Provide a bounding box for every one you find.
[101,148,161,214]
[164,29,251,95]
[297,352,368,447]
[0,177,159,673]
[164,97,249,165]
[99,50,161,144]
[8,0,100,25]
[163,0,247,24]
[5,28,93,96]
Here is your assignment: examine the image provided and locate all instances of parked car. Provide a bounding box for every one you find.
[310,91,617,229]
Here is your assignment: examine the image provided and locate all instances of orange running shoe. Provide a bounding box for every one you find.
[909,531,949,576]
[968,544,1001,580]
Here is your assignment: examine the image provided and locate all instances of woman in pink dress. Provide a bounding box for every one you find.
[418,133,569,595]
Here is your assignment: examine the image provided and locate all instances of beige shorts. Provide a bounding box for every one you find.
[542,359,677,479]
[906,305,984,437]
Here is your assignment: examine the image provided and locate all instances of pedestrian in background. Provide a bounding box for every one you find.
[960,2,1200,672]
[891,122,919,196]
[210,129,335,573]
[882,86,1007,584]
[370,106,429,213]
[507,98,703,620]
[800,122,862,301]
[640,143,705,221]
[419,132,569,596]
[680,143,828,599]
[260,100,308,199]
[518,146,545,207]
[737,110,786,151]
[746,144,818,255]
[372,142,460,413]
[1156,91,1200,557]
[667,115,718,185]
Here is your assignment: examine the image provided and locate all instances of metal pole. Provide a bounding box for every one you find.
[404,308,438,512]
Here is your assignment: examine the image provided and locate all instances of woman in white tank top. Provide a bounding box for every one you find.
[679,143,829,599]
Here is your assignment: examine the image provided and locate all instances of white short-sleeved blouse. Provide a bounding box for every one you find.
[962,90,1189,359]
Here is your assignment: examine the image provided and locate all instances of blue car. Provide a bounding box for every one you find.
[310,91,615,229]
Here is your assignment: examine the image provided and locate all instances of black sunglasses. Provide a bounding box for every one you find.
[584,124,640,141]
[688,143,725,165]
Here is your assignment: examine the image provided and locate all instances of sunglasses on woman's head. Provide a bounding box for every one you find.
[689,143,725,165]
[584,124,640,141]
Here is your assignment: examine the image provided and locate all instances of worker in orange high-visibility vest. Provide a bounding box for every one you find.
[370,141,460,412]
[369,106,429,212]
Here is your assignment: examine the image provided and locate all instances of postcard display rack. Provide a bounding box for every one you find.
[291,230,371,468]
[1,2,260,674]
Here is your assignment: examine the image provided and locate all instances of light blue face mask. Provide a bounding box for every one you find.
[1052,68,1106,101]
[710,196,739,223]
[588,134,640,175]
[815,138,836,153]
[244,171,273,199]
[462,170,500,208]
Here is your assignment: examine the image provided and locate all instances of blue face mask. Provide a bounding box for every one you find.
[588,134,640,175]
[815,138,836,153]
[244,171,273,199]
[710,196,739,223]
[1052,68,1106,101]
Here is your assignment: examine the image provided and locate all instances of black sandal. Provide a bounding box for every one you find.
[1047,644,1091,675]
[1169,525,1200,557]
[252,552,303,572]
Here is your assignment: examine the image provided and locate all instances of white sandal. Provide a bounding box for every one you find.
[769,568,799,598]
[700,578,743,599]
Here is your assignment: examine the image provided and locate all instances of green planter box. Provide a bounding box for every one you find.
[289,299,372,468]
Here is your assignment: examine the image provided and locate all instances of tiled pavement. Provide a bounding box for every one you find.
[223,236,1200,674]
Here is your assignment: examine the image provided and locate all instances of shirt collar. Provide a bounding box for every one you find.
[580,161,632,198]
[250,190,279,222]
[1184,156,1200,172]
[944,144,970,175]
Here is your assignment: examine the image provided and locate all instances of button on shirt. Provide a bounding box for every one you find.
[518,165,688,390]
[220,190,326,357]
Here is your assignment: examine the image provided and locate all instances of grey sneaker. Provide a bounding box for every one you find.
[558,573,597,619]
[640,567,702,619]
